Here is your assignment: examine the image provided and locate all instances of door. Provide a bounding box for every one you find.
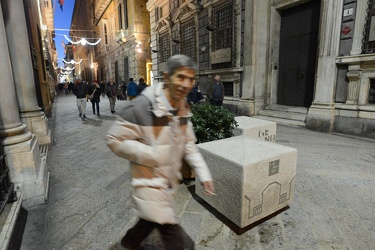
[277,0,321,107]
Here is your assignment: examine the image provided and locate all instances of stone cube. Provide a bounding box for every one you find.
[233,116,276,142]
[196,135,297,228]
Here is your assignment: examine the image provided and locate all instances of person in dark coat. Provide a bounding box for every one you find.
[89,80,101,116]
[72,77,89,118]
[137,78,148,95]
[105,78,119,114]
[187,83,204,104]
[206,74,224,106]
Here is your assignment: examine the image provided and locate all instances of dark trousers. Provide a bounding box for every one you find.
[121,219,187,250]
[91,100,99,113]
[210,98,223,106]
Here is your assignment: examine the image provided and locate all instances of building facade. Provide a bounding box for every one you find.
[0,0,56,207]
[145,0,375,139]
[71,0,151,86]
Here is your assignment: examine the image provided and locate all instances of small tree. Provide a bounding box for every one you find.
[190,104,238,144]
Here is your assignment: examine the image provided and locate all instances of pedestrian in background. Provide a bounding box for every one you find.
[72,77,88,118]
[207,73,224,106]
[127,78,138,100]
[187,83,204,105]
[100,81,106,98]
[105,78,118,114]
[106,54,215,250]
[137,77,148,94]
[89,80,101,116]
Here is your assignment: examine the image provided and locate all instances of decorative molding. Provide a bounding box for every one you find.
[155,17,173,32]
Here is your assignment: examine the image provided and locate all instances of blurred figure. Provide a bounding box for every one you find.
[137,78,148,94]
[72,77,88,118]
[106,54,214,250]
[100,81,106,98]
[89,80,101,116]
[127,78,138,100]
[187,83,204,104]
[105,78,118,114]
[207,74,224,106]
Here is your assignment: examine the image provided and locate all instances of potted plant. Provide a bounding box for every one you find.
[181,104,238,180]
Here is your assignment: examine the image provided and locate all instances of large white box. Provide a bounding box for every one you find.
[196,136,297,228]
[233,116,276,142]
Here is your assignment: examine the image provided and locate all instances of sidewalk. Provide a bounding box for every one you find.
[21,93,375,249]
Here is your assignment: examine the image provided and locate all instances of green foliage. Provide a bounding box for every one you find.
[190,104,238,144]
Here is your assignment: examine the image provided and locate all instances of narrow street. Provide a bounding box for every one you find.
[21,93,375,250]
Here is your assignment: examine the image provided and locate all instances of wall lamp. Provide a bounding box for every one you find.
[151,49,159,53]
[172,38,181,44]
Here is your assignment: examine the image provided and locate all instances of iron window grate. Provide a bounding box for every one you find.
[362,1,375,54]
[181,19,196,60]
[212,0,236,68]
[159,33,171,63]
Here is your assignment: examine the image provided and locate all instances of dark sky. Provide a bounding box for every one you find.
[53,0,75,66]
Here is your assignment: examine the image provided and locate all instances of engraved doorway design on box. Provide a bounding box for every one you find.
[245,176,296,219]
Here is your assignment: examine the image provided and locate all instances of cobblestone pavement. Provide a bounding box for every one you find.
[20,93,375,250]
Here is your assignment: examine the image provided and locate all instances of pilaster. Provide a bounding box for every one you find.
[306,0,343,132]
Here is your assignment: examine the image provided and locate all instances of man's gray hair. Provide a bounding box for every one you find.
[166,54,197,76]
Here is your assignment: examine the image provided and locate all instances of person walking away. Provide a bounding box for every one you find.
[105,78,118,114]
[117,82,124,100]
[89,80,101,116]
[72,77,89,118]
[207,74,224,106]
[122,81,127,100]
[137,78,148,95]
[187,83,204,105]
[63,82,69,95]
[100,81,106,98]
[106,54,215,250]
[127,78,138,100]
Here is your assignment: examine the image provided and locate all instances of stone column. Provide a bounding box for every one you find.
[306,0,343,132]
[2,0,51,145]
[0,2,48,207]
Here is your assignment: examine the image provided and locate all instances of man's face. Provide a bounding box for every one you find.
[166,67,196,102]
[214,74,220,81]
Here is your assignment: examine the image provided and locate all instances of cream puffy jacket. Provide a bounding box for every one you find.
[106,82,213,224]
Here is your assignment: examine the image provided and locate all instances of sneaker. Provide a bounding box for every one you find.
[83,115,86,118]
[97,113,100,116]
[93,111,96,115]
[79,113,82,117]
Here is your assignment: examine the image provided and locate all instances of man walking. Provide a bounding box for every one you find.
[106,54,215,250]
[72,77,89,118]
[207,74,224,106]
[105,78,118,114]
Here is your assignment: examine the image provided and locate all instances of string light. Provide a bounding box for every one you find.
[63,59,82,64]
[64,35,101,45]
